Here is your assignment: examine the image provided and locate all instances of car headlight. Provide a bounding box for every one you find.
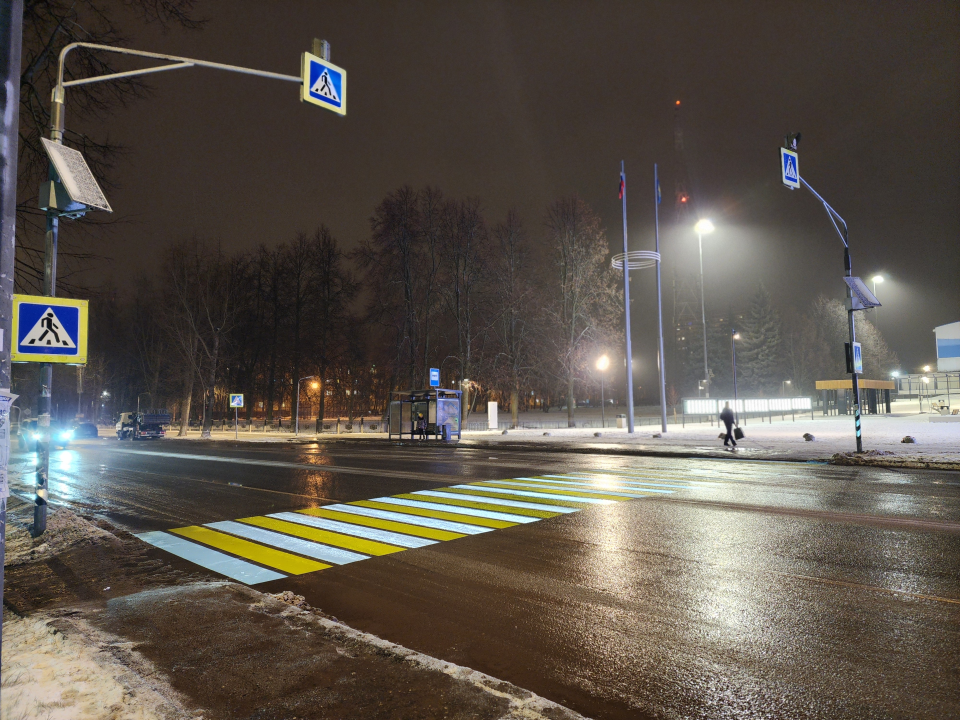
[59,430,74,440]
[31,433,41,441]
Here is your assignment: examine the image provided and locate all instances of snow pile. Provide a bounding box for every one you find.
[1,611,195,720]
[269,590,313,610]
[4,504,115,567]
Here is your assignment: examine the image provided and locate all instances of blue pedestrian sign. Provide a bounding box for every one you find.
[852,342,863,375]
[780,147,800,189]
[11,294,88,364]
[429,368,440,388]
[301,52,346,116]
[229,394,244,408]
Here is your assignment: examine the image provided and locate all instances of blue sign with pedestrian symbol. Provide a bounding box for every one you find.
[229,394,244,408]
[852,342,863,375]
[301,52,346,115]
[429,368,440,387]
[11,294,88,364]
[780,148,800,189]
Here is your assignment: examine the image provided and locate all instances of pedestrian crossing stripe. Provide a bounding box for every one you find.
[136,470,718,585]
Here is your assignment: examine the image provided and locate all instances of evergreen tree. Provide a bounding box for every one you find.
[738,284,783,394]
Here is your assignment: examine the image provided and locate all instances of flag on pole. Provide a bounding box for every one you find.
[618,173,625,200]
[656,180,662,205]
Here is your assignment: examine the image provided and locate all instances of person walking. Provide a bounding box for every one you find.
[719,401,737,449]
[416,412,427,441]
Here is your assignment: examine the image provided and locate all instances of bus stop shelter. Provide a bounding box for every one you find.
[815,379,894,415]
[388,388,462,441]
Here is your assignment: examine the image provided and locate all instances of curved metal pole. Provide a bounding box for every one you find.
[620,161,635,432]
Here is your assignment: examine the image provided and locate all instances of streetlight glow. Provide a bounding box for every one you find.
[694,218,715,235]
[596,355,610,371]
[923,365,931,372]
[872,275,884,284]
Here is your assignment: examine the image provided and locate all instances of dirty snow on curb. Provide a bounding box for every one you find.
[1,611,197,720]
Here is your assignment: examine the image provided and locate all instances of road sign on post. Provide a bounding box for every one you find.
[11,295,87,364]
[846,342,863,375]
[780,148,799,189]
[429,368,440,388]
[301,52,346,115]
[229,394,244,408]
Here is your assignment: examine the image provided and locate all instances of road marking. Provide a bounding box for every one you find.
[411,490,576,515]
[437,486,605,508]
[320,504,488,536]
[243,515,405,556]
[544,474,694,490]
[274,511,437,548]
[474,480,649,501]
[139,469,686,585]
[365,497,536,524]
[171,526,329,575]
[205,520,368,565]
[297,507,465,541]
[137,530,286,584]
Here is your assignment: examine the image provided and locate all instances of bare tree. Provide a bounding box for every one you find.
[543,196,620,427]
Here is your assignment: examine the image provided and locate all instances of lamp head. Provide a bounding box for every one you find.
[596,355,610,372]
[923,365,931,373]
[871,275,884,284]
[694,219,715,235]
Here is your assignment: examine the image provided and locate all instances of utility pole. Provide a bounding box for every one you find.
[1,0,24,692]
[654,164,667,433]
[619,162,635,433]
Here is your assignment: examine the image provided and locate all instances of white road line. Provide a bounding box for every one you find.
[268,512,436,548]
[414,490,578,514]
[545,474,695,490]
[326,504,490,535]
[137,530,285,584]
[372,497,538,523]
[500,479,662,498]
[206,521,368,564]
[450,484,613,505]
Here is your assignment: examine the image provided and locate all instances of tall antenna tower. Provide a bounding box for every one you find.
[673,100,697,223]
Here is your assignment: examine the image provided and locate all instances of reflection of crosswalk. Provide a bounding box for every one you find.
[137,470,717,585]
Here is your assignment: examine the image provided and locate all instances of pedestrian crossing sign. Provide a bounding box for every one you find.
[301,52,346,115]
[780,147,800,189]
[11,295,88,364]
[229,394,244,408]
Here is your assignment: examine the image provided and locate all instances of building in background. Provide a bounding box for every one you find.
[935,322,960,372]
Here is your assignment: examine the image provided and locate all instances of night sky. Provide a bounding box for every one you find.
[71,1,959,377]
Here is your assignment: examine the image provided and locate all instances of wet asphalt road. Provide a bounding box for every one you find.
[8,437,960,719]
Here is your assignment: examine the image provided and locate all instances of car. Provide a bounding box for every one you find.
[72,422,99,439]
[17,420,74,451]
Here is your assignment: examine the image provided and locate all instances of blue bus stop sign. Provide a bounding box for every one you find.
[429,368,440,387]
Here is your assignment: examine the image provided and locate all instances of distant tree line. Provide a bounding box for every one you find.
[669,284,899,402]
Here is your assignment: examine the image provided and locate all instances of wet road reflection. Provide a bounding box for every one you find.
[6,438,959,719]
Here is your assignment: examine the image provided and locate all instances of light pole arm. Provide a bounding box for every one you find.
[799,176,848,250]
[56,42,302,97]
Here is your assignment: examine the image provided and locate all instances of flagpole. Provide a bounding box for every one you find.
[654,164,667,433]
[620,161,635,433]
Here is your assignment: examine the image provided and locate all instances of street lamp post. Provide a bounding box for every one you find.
[781,380,792,397]
[596,355,609,428]
[731,330,740,423]
[694,219,715,397]
[871,275,883,330]
[295,376,315,435]
[136,392,151,414]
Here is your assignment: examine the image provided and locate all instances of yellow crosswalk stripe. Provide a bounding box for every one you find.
[393,493,559,519]
[171,526,329,575]
[437,486,593,509]
[351,500,518,529]
[237,516,404,556]
[472,480,634,502]
[298,508,466,541]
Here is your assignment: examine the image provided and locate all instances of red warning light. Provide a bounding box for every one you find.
[680,195,688,203]
[676,100,681,106]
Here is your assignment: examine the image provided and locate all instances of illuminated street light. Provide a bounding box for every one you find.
[295,375,315,435]
[596,355,610,428]
[694,219,715,396]
[782,379,792,396]
[923,365,931,373]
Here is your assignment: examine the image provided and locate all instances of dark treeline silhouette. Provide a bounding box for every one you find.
[11,188,897,430]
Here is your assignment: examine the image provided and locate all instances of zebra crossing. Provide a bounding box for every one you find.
[136,469,721,584]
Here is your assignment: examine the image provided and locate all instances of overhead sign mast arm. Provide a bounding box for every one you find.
[790,142,863,453]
